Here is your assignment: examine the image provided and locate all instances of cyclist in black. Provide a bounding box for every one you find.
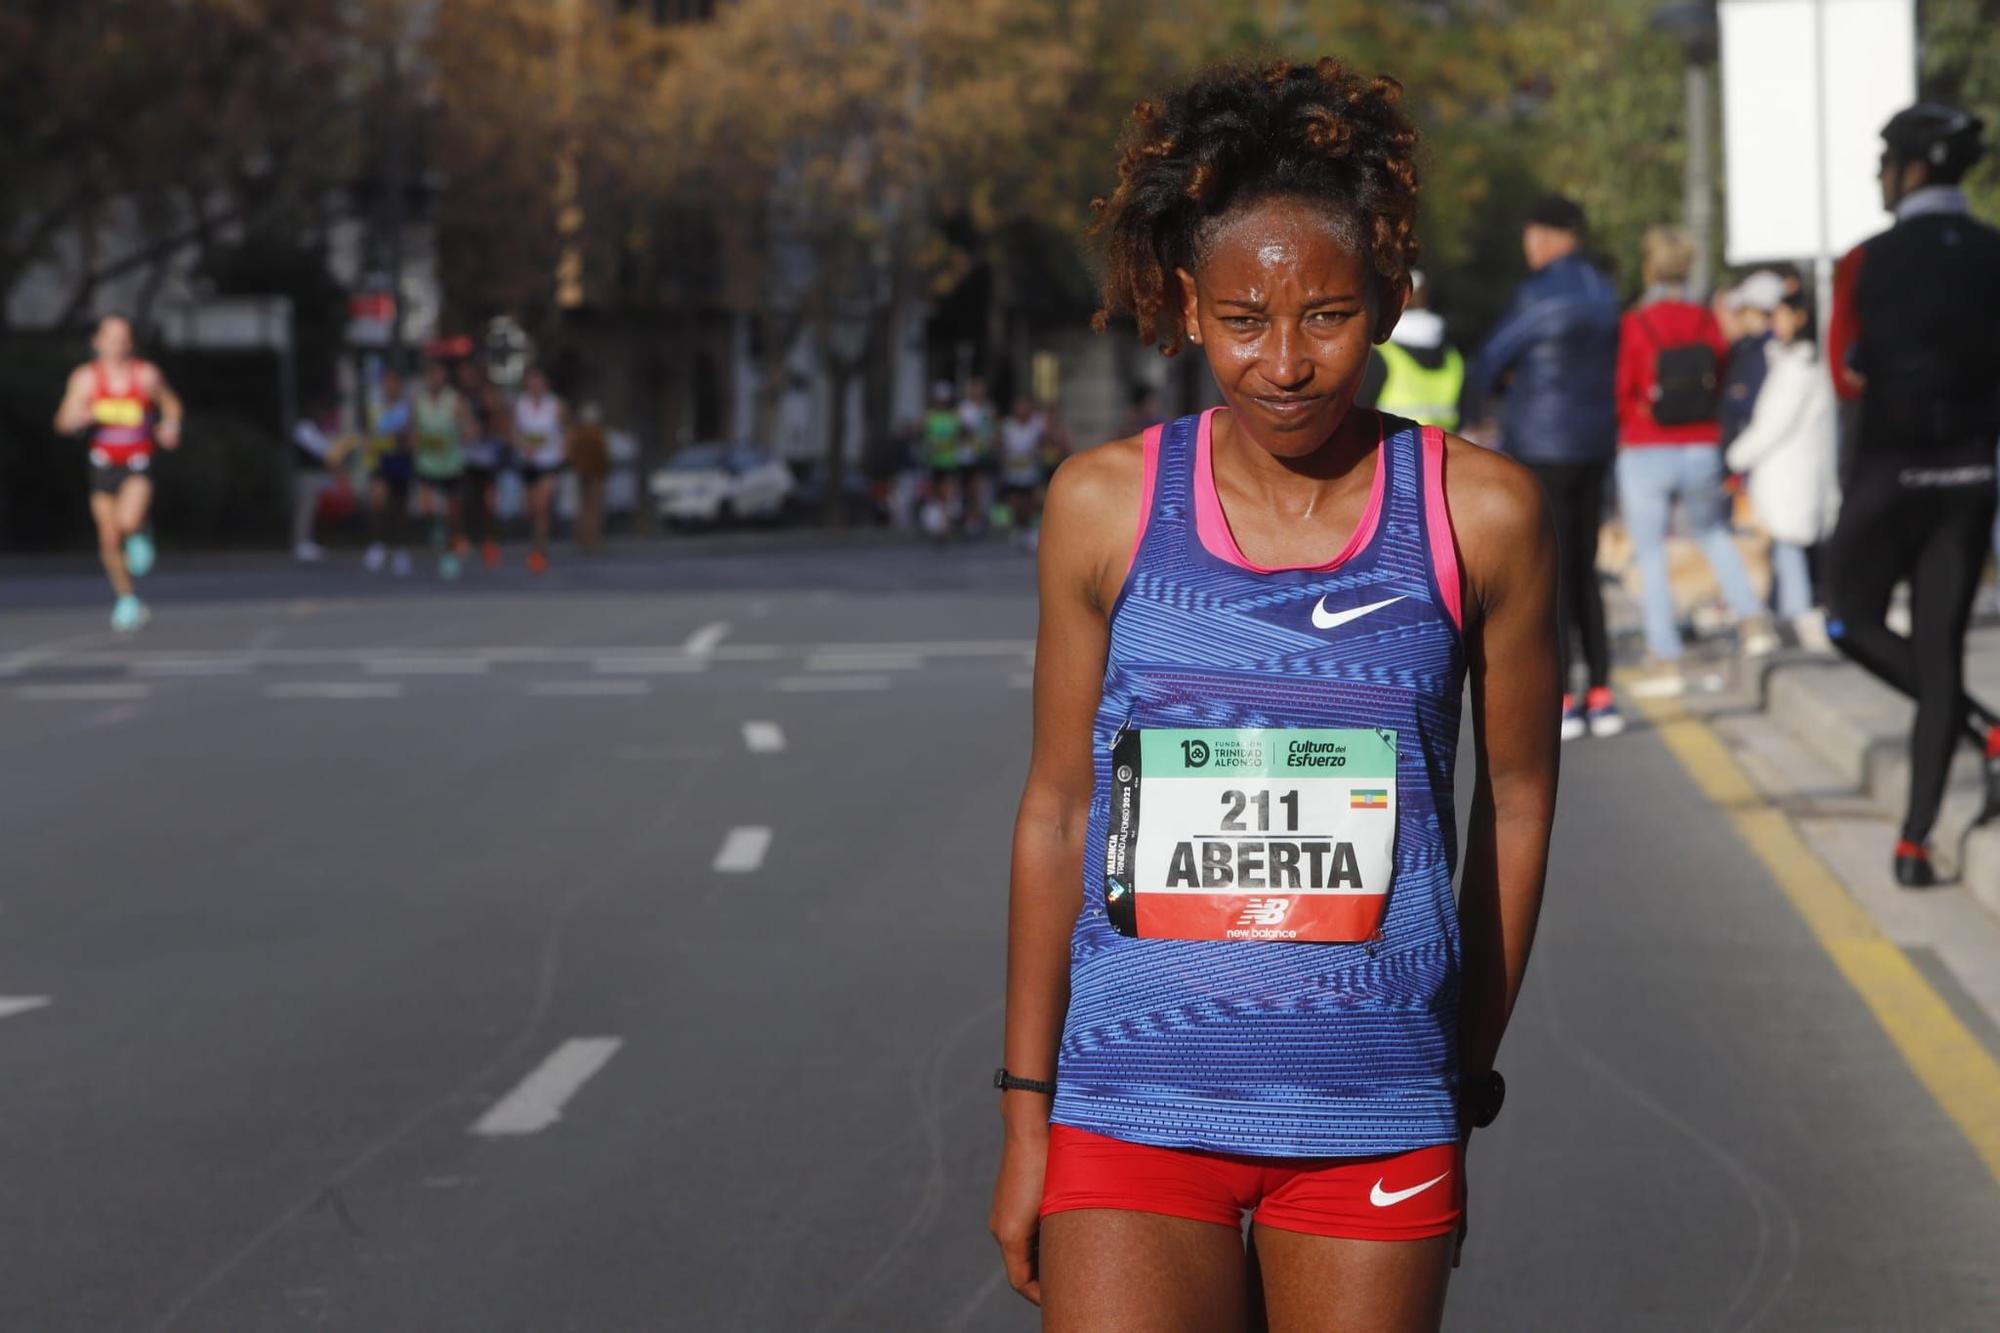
[1824,103,2000,887]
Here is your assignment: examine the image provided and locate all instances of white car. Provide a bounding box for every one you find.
[649,444,795,526]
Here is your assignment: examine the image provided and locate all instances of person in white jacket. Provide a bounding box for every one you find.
[1724,294,1842,645]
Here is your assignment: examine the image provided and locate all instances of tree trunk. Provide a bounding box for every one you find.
[822,362,854,528]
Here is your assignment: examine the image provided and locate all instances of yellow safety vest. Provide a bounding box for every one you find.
[1376,342,1464,430]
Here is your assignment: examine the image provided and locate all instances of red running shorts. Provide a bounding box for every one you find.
[1040,1124,1462,1242]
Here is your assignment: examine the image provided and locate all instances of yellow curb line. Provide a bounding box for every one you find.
[1631,690,2000,1185]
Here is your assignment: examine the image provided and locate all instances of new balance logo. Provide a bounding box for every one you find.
[1233,897,1292,928]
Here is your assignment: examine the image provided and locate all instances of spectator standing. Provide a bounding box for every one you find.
[1465,194,1625,739]
[1718,270,1785,447]
[1357,268,1462,429]
[290,400,349,563]
[1723,294,1840,648]
[569,403,612,552]
[1615,224,1778,694]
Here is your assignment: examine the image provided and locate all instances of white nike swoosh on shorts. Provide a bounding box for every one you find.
[1369,1170,1451,1208]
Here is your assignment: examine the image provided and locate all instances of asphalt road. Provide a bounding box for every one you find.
[3,537,1999,1331]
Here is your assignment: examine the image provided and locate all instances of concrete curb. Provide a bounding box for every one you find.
[1756,650,2000,919]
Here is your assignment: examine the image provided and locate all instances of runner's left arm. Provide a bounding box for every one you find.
[149,365,185,448]
[1445,438,1561,1089]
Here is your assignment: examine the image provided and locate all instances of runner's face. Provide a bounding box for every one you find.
[94,319,133,363]
[1178,197,1398,458]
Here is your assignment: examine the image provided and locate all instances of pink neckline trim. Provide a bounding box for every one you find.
[1194,406,1387,574]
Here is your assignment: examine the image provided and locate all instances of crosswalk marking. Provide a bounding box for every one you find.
[714,826,772,873]
[470,1037,624,1136]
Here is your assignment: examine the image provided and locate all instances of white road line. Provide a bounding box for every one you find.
[469,1037,624,1136]
[529,679,652,697]
[775,674,891,693]
[742,720,786,753]
[591,656,708,675]
[0,996,52,1021]
[364,658,491,676]
[805,652,924,673]
[17,682,154,702]
[714,826,773,873]
[684,621,731,658]
[265,681,405,700]
[133,660,252,678]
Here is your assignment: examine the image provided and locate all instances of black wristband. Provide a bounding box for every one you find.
[993,1067,1056,1096]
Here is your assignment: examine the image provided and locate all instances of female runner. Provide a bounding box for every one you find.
[990,59,1560,1331]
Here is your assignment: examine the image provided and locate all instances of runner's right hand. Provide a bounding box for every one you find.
[989,1127,1049,1305]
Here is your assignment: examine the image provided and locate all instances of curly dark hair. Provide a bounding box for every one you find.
[1091,57,1421,357]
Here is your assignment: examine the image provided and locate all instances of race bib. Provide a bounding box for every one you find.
[94,399,145,428]
[1105,727,1397,943]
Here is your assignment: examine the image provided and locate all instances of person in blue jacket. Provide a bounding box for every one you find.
[1465,195,1625,740]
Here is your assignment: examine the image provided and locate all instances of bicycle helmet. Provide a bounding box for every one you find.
[1881,102,1986,183]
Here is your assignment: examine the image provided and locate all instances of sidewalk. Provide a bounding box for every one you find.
[1751,632,2000,916]
[1603,515,2000,917]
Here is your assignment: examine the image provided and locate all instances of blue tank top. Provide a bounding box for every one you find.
[1051,407,1466,1158]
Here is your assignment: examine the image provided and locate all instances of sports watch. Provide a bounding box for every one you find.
[1464,1069,1506,1129]
[993,1068,1057,1096]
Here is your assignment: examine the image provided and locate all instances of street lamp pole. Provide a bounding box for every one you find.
[1653,3,1721,295]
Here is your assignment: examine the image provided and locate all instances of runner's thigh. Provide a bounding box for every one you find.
[116,474,152,529]
[1251,1225,1452,1333]
[1040,1209,1250,1333]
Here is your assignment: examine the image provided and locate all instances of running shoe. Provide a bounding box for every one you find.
[481,540,502,570]
[1628,661,1686,699]
[439,552,462,581]
[1585,686,1626,738]
[526,550,549,575]
[110,594,149,633]
[391,549,413,578]
[364,543,387,573]
[1739,615,1780,658]
[1559,694,1586,743]
[1893,840,1938,888]
[123,531,155,578]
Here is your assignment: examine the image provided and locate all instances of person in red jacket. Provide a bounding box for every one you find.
[1614,225,1777,695]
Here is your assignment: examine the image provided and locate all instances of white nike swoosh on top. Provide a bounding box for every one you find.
[1311,594,1406,631]
[1369,1170,1451,1208]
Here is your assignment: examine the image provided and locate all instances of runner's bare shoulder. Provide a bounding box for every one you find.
[1436,432,1552,612]
[1044,433,1146,610]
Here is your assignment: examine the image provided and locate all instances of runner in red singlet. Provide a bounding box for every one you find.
[53,314,185,632]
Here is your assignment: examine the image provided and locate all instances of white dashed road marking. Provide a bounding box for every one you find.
[684,621,731,658]
[775,675,891,693]
[470,1038,624,1137]
[529,679,652,697]
[133,659,252,677]
[742,721,786,753]
[265,682,404,700]
[714,826,773,873]
[0,996,52,1021]
[364,658,491,676]
[805,652,923,673]
[591,656,707,675]
[17,683,153,702]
